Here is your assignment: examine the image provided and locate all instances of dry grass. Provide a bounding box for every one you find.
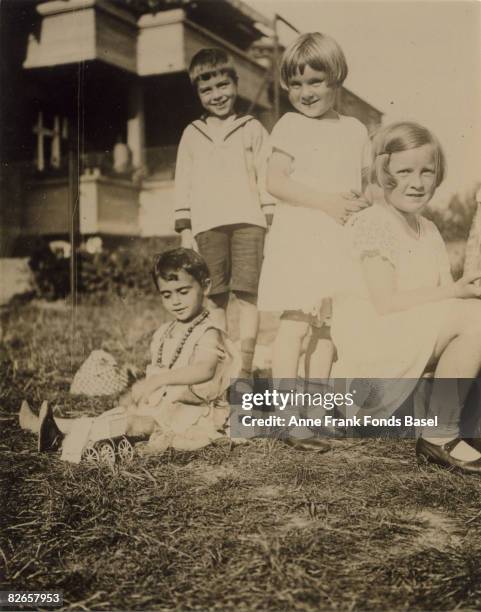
[2,295,481,611]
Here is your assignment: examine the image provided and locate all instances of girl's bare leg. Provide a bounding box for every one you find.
[19,401,41,433]
[272,319,309,380]
[125,415,156,437]
[306,338,335,380]
[20,401,156,437]
[306,299,335,380]
[207,294,228,332]
[424,299,481,461]
[19,401,73,434]
[271,318,328,443]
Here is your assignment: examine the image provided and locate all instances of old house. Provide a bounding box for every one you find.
[0,0,383,256]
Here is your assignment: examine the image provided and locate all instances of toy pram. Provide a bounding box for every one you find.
[81,411,134,465]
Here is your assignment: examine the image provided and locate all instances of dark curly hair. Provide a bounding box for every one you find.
[152,248,211,291]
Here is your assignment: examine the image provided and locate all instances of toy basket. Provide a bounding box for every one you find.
[70,350,129,396]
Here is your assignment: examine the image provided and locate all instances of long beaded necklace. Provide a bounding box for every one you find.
[156,309,209,369]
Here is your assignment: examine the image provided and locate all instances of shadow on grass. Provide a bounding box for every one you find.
[2,297,481,610]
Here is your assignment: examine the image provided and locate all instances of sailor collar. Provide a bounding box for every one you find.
[191,114,253,143]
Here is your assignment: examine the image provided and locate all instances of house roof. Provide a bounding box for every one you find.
[33,0,271,26]
[30,0,383,115]
[222,0,272,28]
[33,0,271,48]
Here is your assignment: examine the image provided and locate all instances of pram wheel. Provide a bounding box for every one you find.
[97,440,116,465]
[82,445,100,464]
[117,436,134,462]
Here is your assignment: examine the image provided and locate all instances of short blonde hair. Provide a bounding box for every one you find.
[280,32,348,90]
[370,122,446,189]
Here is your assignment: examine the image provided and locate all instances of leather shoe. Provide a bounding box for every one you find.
[38,402,63,452]
[416,437,481,474]
[283,437,331,453]
[462,438,481,452]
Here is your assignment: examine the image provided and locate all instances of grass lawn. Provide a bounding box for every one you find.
[2,295,481,611]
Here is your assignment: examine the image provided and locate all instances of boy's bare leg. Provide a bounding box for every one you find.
[207,293,228,332]
[235,291,259,379]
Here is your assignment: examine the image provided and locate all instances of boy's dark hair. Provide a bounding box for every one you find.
[152,248,211,290]
[189,48,238,85]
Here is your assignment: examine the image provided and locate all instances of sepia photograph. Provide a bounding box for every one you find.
[1,0,481,609]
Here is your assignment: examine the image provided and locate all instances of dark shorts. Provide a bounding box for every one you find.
[196,224,265,296]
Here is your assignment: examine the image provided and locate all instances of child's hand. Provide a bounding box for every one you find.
[216,344,227,361]
[131,380,149,403]
[132,376,168,404]
[325,192,369,224]
[132,377,164,402]
[341,191,370,222]
[453,272,481,298]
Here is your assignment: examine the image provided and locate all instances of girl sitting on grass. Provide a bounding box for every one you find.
[331,121,481,473]
[19,248,240,462]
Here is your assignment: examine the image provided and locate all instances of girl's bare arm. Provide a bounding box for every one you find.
[134,329,220,400]
[362,256,481,315]
[267,150,368,223]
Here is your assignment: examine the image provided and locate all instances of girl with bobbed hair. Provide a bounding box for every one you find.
[331,121,481,473]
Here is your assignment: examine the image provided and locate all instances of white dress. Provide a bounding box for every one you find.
[331,204,456,414]
[60,316,241,462]
[258,112,368,312]
[136,316,241,451]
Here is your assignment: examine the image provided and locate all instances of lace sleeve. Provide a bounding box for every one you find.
[349,210,399,268]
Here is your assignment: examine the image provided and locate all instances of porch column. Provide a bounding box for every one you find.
[127,79,145,168]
